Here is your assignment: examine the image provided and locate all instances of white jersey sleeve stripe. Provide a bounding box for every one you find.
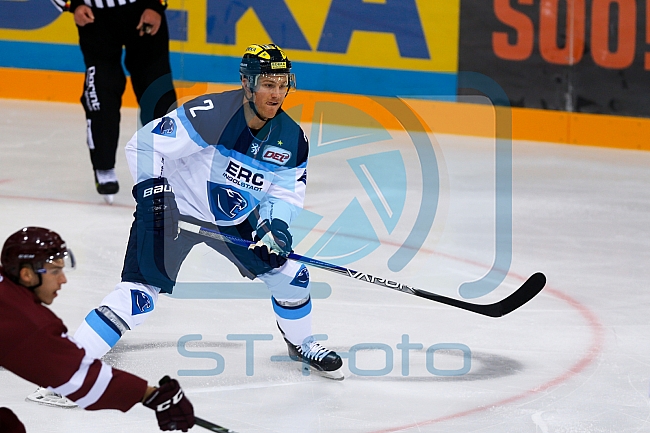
[50,355,92,397]
[127,111,208,183]
[71,362,114,409]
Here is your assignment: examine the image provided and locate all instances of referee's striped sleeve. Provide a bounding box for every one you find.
[49,0,67,12]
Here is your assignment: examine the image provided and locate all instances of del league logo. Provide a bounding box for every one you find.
[262,146,291,165]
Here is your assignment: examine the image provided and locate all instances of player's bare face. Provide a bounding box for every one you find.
[253,74,289,119]
[34,259,67,305]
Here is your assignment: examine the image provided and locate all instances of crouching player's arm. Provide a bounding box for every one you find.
[5,324,194,431]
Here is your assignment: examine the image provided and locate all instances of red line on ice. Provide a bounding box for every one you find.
[0,194,133,209]
[367,273,605,433]
[0,192,605,431]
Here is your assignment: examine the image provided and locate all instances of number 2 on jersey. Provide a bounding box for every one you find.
[189,99,214,118]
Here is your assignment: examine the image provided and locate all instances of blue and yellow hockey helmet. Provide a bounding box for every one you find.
[240,43,296,93]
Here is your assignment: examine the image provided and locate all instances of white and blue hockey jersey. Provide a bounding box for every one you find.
[125,89,308,227]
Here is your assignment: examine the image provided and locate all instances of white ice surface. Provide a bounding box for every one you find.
[0,99,649,432]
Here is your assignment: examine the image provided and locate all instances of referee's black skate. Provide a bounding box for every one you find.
[94,169,119,205]
[285,337,344,380]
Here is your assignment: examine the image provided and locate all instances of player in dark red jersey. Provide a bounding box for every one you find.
[0,227,194,432]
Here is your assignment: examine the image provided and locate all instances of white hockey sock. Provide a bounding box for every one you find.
[262,262,314,346]
[95,169,117,184]
[72,315,116,359]
[73,282,158,359]
[273,296,313,345]
[276,314,312,346]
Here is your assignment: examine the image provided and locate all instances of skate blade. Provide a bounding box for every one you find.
[25,395,78,409]
[102,194,115,205]
[301,364,345,381]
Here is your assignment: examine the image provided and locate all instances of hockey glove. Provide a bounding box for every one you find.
[249,219,292,268]
[143,376,195,432]
[133,178,179,238]
[0,408,26,433]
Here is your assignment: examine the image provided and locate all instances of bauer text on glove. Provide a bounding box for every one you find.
[133,177,179,238]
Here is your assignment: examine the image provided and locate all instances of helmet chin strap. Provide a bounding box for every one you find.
[248,100,270,122]
[246,86,282,123]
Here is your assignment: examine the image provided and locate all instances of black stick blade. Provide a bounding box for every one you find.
[195,416,236,432]
[412,272,547,317]
[495,272,547,317]
[181,221,548,319]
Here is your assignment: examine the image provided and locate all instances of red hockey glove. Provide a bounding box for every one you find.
[0,407,26,433]
[143,376,195,432]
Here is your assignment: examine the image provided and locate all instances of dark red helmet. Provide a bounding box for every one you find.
[1,227,75,281]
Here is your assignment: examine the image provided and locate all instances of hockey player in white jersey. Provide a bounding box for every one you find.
[52,44,342,403]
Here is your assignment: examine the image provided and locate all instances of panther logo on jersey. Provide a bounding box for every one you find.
[152,117,176,137]
[131,290,154,315]
[298,170,307,185]
[208,182,256,222]
[216,187,248,218]
[290,265,310,288]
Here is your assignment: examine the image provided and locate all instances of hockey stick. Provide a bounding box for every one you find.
[178,221,546,317]
[155,376,236,432]
[195,415,237,432]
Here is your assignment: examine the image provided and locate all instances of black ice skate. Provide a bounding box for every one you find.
[285,337,344,380]
[94,169,119,205]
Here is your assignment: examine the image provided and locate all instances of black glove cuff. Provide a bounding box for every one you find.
[270,219,289,233]
[255,219,290,238]
[133,177,174,203]
[270,219,292,250]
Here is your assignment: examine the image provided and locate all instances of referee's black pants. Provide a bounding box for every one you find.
[78,2,177,171]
